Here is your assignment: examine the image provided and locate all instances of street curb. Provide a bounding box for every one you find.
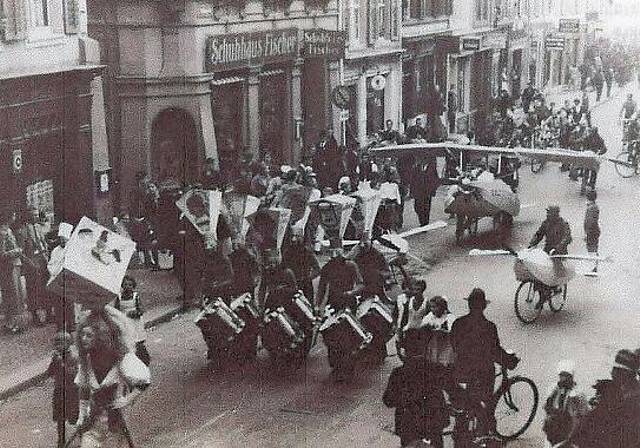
[0,304,184,402]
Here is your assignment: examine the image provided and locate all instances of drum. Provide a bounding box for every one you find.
[195,298,245,344]
[262,308,305,354]
[319,309,373,355]
[231,293,261,323]
[356,296,395,343]
[289,291,318,330]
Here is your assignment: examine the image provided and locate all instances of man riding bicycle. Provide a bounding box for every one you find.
[450,288,519,438]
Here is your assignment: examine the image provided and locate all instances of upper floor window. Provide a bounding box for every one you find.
[475,0,489,22]
[31,0,50,27]
[377,0,386,38]
[402,0,452,21]
[349,0,360,43]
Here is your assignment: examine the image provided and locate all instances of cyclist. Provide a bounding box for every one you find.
[528,205,572,256]
[450,288,519,437]
[528,205,572,303]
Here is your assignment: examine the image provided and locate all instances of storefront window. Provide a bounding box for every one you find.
[30,0,49,27]
[26,180,54,222]
[457,60,466,113]
[366,77,385,136]
[260,74,286,164]
[212,83,244,176]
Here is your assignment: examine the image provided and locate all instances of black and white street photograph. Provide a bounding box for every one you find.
[1,0,640,446]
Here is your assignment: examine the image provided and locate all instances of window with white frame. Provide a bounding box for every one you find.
[377,0,386,38]
[349,0,360,43]
[31,0,50,27]
[475,0,489,22]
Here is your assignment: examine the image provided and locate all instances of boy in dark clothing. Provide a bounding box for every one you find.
[383,329,451,448]
[46,331,79,448]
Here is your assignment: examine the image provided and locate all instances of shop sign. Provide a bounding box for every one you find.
[370,75,386,91]
[435,36,460,54]
[559,19,580,34]
[461,38,481,51]
[205,29,299,72]
[303,30,345,60]
[12,149,23,173]
[545,37,565,51]
[331,85,351,110]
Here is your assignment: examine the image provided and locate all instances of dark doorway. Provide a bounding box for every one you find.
[260,74,286,163]
[212,83,244,178]
[151,108,200,187]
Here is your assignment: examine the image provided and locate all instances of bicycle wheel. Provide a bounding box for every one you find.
[494,376,539,440]
[514,281,542,324]
[614,151,637,178]
[530,158,543,173]
[548,284,568,312]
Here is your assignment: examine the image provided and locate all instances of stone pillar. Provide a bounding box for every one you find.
[357,73,368,148]
[247,69,261,157]
[291,61,303,162]
[198,90,219,167]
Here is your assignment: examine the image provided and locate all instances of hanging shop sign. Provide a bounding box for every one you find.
[303,30,346,60]
[545,37,565,51]
[205,29,299,72]
[331,85,351,110]
[559,19,580,34]
[461,38,481,51]
[12,149,23,173]
[370,74,386,91]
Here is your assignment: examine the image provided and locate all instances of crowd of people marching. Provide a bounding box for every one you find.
[2,44,640,448]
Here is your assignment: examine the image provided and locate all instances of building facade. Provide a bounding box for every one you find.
[400,0,453,128]
[0,0,111,225]
[87,0,342,209]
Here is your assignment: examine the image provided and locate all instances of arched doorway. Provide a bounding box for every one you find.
[151,108,200,187]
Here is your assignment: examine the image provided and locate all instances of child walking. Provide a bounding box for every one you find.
[114,275,151,365]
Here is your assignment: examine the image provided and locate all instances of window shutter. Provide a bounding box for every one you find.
[2,0,27,41]
[65,0,79,34]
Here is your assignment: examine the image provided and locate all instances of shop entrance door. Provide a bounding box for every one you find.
[366,77,385,136]
[151,108,199,188]
[212,83,244,178]
[260,74,286,163]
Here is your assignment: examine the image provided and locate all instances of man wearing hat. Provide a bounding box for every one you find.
[571,349,640,447]
[544,359,589,440]
[450,288,519,436]
[529,205,572,255]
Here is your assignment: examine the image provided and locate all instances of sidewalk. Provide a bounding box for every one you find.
[0,267,183,401]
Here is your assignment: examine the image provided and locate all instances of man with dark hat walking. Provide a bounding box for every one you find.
[571,349,640,447]
[450,288,519,436]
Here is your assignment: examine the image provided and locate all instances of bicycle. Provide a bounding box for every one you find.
[444,366,539,447]
[511,247,573,324]
[614,139,640,178]
[514,279,568,324]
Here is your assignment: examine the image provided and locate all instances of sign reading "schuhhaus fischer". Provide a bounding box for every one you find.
[206,29,299,72]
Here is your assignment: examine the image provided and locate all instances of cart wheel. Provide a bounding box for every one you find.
[614,151,637,178]
[514,281,542,324]
[548,284,568,312]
